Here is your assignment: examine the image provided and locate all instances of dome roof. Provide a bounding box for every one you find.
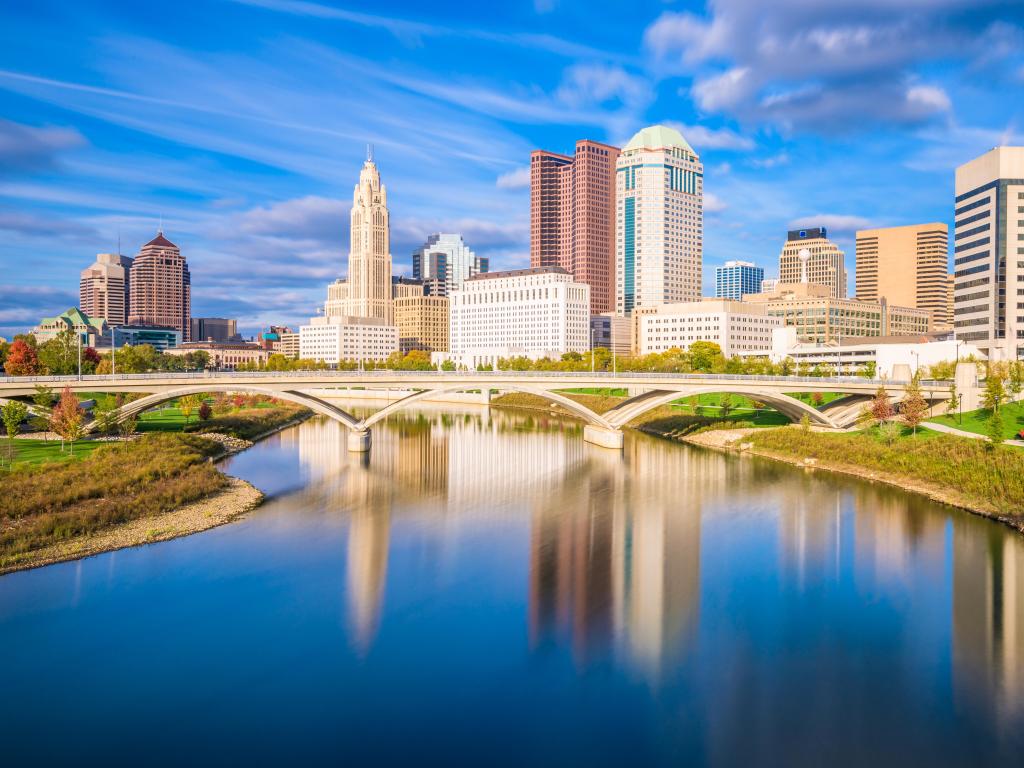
[622,124,695,155]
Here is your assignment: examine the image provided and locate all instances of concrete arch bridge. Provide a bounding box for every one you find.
[0,370,962,450]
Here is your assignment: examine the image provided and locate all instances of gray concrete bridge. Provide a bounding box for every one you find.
[0,369,965,450]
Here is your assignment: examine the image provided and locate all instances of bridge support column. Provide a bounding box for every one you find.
[347,429,371,452]
[583,425,624,450]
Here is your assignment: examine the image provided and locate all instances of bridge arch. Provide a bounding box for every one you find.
[360,384,613,430]
[603,387,839,429]
[85,385,362,433]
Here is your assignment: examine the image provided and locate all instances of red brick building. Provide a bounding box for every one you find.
[128,231,191,341]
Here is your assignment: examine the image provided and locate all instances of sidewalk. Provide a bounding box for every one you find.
[921,420,1024,447]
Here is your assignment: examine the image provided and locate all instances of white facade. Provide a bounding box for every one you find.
[768,327,987,378]
[637,299,780,357]
[615,125,703,314]
[299,315,397,365]
[448,267,590,366]
[953,146,1024,360]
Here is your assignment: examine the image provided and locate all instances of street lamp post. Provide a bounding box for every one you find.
[958,393,963,425]
[77,333,82,381]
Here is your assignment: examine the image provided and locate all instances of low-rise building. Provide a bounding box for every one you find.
[278,331,300,359]
[164,341,269,370]
[109,325,181,351]
[258,325,293,350]
[767,327,986,378]
[32,307,107,346]
[448,267,589,367]
[744,282,931,343]
[590,313,633,356]
[394,295,449,353]
[637,299,780,356]
[299,315,397,365]
[190,317,239,343]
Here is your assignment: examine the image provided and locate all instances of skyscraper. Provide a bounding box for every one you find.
[715,260,764,300]
[778,227,847,298]
[412,233,488,296]
[855,223,948,329]
[327,151,394,324]
[531,139,619,314]
[80,252,133,326]
[953,146,1024,359]
[128,231,191,340]
[615,125,703,315]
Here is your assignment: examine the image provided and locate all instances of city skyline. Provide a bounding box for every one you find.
[1,0,1023,339]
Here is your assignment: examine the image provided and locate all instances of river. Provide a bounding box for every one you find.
[1,404,1023,765]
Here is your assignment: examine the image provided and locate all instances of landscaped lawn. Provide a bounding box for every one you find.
[3,438,106,467]
[928,405,1024,441]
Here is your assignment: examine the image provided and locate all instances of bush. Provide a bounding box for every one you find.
[184,404,308,440]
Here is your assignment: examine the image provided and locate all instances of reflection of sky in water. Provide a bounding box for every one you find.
[1,404,1023,765]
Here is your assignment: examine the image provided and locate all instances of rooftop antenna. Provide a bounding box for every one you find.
[117,225,121,256]
[158,213,163,235]
[367,143,374,163]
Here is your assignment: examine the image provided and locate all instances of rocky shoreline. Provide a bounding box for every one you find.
[664,426,1024,535]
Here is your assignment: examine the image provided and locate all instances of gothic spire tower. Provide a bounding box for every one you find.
[346,149,393,323]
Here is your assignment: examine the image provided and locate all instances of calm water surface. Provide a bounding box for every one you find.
[2,405,1023,766]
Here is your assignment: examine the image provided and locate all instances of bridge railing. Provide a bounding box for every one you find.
[0,370,951,388]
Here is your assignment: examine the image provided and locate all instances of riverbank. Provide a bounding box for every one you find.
[671,425,1024,534]
[0,404,312,575]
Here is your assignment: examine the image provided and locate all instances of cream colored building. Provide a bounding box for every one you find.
[952,146,1024,360]
[779,227,847,298]
[299,315,397,364]
[326,151,395,324]
[80,253,133,326]
[855,223,949,328]
[278,331,300,359]
[615,125,703,313]
[745,282,930,343]
[394,295,449,353]
[164,341,269,370]
[637,299,780,356]
[946,274,955,332]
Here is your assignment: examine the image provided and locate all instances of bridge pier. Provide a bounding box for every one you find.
[583,425,624,450]
[347,429,371,452]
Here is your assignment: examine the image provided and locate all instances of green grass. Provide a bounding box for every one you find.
[2,438,107,467]
[927,405,1024,441]
[747,425,1024,517]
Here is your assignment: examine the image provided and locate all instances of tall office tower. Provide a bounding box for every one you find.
[531,139,620,313]
[946,274,955,332]
[412,234,488,296]
[953,146,1024,359]
[855,223,948,329]
[715,260,764,300]
[328,150,394,324]
[128,231,191,340]
[80,252,134,326]
[778,227,847,298]
[615,125,703,315]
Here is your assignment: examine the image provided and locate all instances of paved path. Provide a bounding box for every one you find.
[922,419,1024,447]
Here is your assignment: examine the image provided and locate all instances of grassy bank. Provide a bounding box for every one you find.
[183,404,310,440]
[0,433,228,569]
[928,406,1024,441]
[744,426,1024,522]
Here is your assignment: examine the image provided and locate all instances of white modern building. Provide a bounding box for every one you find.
[615,125,703,314]
[636,298,780,356]
[299,315,397,365]
[953,146,1024,360]
[412,233,489,296]
[447,267,590,367]
[766,327,986,378]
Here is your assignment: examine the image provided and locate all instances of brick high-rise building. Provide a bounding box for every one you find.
[129,230,191,340]
[80,252,133,326]
[530,139,619,314]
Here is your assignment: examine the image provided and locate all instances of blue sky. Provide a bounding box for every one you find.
[1,0,1023,338]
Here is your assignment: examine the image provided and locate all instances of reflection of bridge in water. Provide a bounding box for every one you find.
[0,368,969,451]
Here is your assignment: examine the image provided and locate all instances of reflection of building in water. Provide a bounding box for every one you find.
[853,491,946,585]
[347,506,390,654]
[953,517,1024,725]
[529,435,714,680]
[393,414,449,496]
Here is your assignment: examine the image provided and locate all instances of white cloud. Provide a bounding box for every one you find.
[906,84,952,113]
[666,121,755,151]
[749,152,790,169]
[704,192,728,213]
[496,166,531,189]
[0,119,85,174]
[788,214,874,236]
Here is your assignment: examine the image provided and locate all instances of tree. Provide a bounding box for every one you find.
[878,421,901,446]
[982,367,1006,414]
[986,408,1004,450]
[901,376,928,435]
[1,400,28,468]
[689,341,723,372]
[198,402,212,421]
[37,328,79,375]
[441,359,456,372]
[30,384,55,438]
[860,361,878,379]
[50,386,84,454]
[178,394,204,425]
[718,394,734,419]
[946,379,959,417]
[1009,361,1024,410]
[92,394,120,435]
[3,339,40,376]
[870,386,894,425]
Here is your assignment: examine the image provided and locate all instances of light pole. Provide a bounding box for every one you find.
[77,333,82,381]
[958,393,963,425]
